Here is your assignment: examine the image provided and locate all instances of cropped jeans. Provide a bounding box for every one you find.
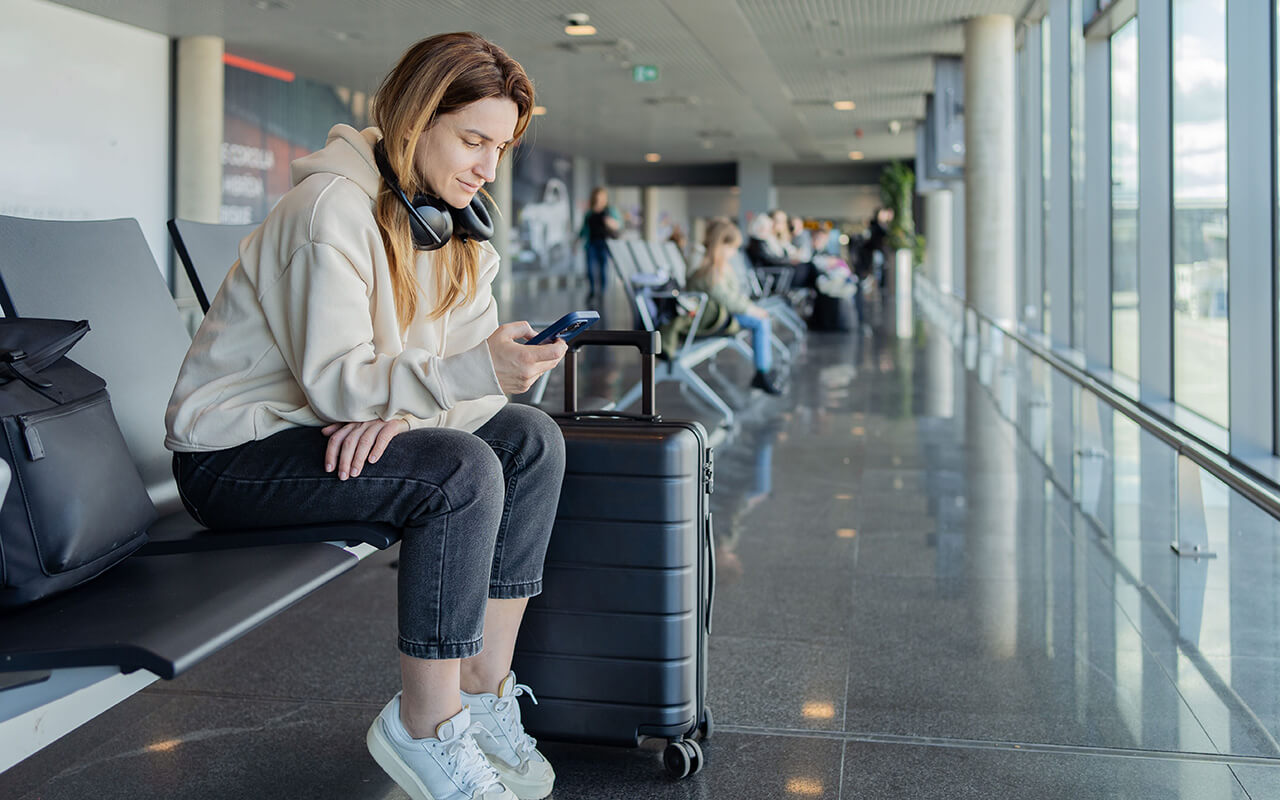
[173,403,565,661]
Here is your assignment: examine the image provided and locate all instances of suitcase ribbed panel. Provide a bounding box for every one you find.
[556,475,696,523]
[519,609,695,659]
[545,519,696,568]
[536,564,693,614]
[516,652,695,706]
[517,698,697,747]
[515,418,710,748]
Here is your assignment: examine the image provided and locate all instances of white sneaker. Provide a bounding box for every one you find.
[366,694,516,800]
[462,672,556,800]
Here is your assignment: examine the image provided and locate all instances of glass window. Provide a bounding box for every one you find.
[1171,0,1229,427]
[1111,19,1139,380]
[1042,19,1052,334]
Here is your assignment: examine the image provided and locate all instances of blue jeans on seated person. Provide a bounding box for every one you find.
[734,312,772,374]
[172,403,565,661]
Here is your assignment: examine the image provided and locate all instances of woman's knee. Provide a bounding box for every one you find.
[485,404,565,476]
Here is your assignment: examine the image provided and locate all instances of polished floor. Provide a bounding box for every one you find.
[4,282,1280,799]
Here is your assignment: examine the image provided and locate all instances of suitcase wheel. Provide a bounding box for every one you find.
[698,706,714,741]
[663,739,704,779]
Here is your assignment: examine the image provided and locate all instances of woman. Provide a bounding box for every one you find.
[578,186,619,302]
[166,33,564,800]
[687,218,782,395]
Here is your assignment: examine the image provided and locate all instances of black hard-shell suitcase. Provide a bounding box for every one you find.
[512,330,715,779]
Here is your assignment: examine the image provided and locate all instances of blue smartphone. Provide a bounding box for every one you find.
[524,310,600,345]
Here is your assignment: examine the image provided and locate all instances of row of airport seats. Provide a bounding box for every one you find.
[0,215,401,770]
[604,238,806,427]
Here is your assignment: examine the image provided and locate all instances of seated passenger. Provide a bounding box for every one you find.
[745,213,791,269]
[687,218,782,395]
[165,33,566,800]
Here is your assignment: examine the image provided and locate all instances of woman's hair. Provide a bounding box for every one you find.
[372,32,534,327]
[698,217,742,273]
[748,213,775,240]
[589,187,608,210]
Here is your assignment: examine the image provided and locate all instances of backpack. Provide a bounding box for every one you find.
[0,317,154,607]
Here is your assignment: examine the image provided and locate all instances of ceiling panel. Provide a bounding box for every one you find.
[42,0,1029,166]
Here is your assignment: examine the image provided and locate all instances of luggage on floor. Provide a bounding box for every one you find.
[512,330,714,779]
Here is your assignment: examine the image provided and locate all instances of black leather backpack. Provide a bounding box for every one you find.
[0,317,154,607]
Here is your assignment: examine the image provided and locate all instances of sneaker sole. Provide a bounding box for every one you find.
[366,720,446,800]
[486,756,554,800]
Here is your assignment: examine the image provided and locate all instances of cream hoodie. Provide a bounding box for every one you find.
[165,124,506,452]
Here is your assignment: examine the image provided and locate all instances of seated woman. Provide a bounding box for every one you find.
[686,218,782,395]
[165,33,565,800]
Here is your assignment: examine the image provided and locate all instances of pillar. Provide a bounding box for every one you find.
[925,189,954,293]
[963,15,1017,327]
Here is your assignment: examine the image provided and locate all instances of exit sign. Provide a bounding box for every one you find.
[632,65,659,82]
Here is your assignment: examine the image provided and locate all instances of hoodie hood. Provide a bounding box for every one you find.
[290,124,383,200]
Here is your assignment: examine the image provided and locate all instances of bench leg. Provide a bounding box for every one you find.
[673,362,735,427]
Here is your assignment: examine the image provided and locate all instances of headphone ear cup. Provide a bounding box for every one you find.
[408,199,453,251]
[451,196,495,242]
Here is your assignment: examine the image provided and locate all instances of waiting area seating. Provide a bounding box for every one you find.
[604,238,805,428]
[0,215,397,771]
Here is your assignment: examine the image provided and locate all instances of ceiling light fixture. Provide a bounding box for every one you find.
[832,100,856,111]
[644,153,661,163]
[564,12,596,36]
[532,106,547,116]
[848,151,864,160]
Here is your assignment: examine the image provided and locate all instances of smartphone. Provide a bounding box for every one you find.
[524,310,600,345]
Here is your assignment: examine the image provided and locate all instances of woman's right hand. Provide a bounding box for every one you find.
[487,321,569,394]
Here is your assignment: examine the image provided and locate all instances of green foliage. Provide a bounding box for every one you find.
[879,160,925,265]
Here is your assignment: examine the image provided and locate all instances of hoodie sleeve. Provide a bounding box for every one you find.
[257,240,502,425]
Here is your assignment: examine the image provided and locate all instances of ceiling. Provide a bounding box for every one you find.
[49,0,1030,166]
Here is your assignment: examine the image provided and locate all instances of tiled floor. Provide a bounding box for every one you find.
[5,284,1280,798]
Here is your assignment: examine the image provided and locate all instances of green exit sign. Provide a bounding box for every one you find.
[632,64,659,82]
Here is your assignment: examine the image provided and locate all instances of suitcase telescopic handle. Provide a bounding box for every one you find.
[563,330,660,416]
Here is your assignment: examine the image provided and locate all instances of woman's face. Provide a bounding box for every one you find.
[715,236,740,262]
[414,96,518,209]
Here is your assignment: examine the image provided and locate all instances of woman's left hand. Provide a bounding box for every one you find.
[322,418,410,480]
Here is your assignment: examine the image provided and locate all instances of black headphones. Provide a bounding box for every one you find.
[373,140,495,251]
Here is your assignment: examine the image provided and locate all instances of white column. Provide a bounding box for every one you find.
[175,36,224,226]
[642,185,659,242]
[963,15,1017,327]
[173,35,224,320]
[491,156,514,308]
[925,189,953,293]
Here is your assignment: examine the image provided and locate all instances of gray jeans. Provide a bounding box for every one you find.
[173,403,565,660]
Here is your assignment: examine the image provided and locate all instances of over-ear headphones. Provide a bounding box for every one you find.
[373,140,494,251]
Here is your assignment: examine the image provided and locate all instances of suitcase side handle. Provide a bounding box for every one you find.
[563,330,660,416]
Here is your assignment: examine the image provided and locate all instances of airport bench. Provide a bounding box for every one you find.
[0,215,398,771]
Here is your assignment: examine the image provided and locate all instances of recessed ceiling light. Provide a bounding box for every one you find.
[532,106,547,116]
[565,24,597,35]
[644,152,661,163]
[849,151,864,160]
[833,100,856,111]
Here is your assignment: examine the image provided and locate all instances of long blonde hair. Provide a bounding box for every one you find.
[696,217,743,278]
[371,33,534,327]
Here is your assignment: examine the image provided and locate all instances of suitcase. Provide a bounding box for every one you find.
[512,330,715,779]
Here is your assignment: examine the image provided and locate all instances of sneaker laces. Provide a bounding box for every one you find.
[492,682,540,759]
[445,723,505,793]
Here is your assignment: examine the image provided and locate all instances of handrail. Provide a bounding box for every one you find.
[926,283,1280,522]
